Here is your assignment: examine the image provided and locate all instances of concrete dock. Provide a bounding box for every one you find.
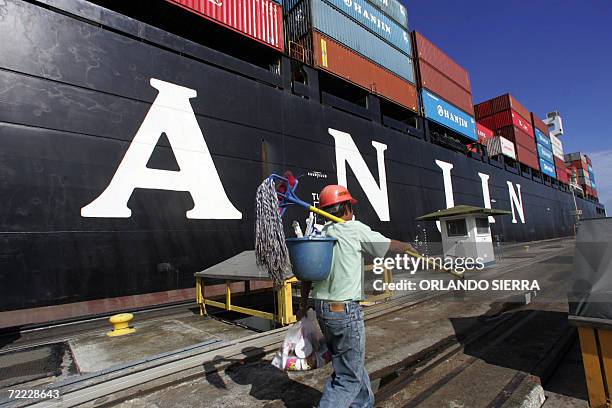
[0,238,590,407]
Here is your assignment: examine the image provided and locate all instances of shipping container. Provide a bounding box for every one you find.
[554,158,570,184]
[535,128,551,150]
[478,116,496,131]
[489,93,531,124]
[537,143,554,163]
[474,100,493,118]
[530,112,549,135]
[515,144,539,169]
[367,0,408,28]
[312,32,418,111]
[496,125,536,151]
[486,136,516,159]
[418,60,473,115]
[539,158,556,178]
[476,123,494,143]
[321,0,411,55]
[421,89,477,141]
[412,31,471,92]
[288,0,415,82]
[490,109,534,136]
[166,0,284,52]
[550,134,563,160]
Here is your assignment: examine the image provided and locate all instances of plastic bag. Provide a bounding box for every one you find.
[271,309,332,371]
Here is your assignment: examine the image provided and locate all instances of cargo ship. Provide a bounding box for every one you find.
[0,0,605,325]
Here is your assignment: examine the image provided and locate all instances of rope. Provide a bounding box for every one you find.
[255,178,291,288]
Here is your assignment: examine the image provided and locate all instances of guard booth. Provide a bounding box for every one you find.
[416,205,511,267]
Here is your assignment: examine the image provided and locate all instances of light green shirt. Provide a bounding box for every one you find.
[311,220,391,301]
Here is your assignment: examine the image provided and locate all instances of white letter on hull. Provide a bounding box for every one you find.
[435,160,454,232]
[81,78,242,219]
[506,181,525,224]
[329,128,389,221]
[478,172,495,223]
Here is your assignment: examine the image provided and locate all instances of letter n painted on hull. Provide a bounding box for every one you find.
[329,128,389,221]
[506,181,525,224]
[81,78,242,219]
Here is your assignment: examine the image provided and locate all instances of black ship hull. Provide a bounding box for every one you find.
[0,0,604,316]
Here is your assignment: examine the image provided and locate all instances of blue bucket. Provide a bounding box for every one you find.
[286,237,337,281]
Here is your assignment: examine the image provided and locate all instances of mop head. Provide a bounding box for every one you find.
[255,177,292,288]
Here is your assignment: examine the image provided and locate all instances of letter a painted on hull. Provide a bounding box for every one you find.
[81,78,242,219]
[506,181,525,224]
[329,128,389,221]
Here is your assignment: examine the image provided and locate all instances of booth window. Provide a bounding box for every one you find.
[446,219,468,237]
[476,218,490,235]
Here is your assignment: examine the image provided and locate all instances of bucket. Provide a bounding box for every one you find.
[286,237,337,281]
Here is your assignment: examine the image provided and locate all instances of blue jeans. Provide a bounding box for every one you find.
[314,300,374,408]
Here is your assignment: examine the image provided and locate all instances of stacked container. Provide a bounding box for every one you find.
[531,112,555,178]
[284,0,418,111]
[166,0,285,52]
[565,152,598,196]
[412,31,476,141]
[474,94,539,170]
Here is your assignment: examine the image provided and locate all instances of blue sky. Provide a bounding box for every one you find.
[406,0,612,210]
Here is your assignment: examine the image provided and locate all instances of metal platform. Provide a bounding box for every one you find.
[194,251,394,325]
[195,251,297,325]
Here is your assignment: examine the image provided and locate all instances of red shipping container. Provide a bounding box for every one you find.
[530,112,548,134]
[491,110,534,136]
[412,31,471,93]
[312,32,418,112]
[489,93,531,123]
[166,0,284,52]
[496,126,536,152]
[474,101,493,119]
[515,144,539,169]
[418,60,473,115]
[569,159,588,171]
[478,116,496,131]
[476,123,494,143]
[556,166,570,184]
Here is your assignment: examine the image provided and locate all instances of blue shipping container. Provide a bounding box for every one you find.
[322,0,411,55]
[366,0,408,28]
[539,158,556,178]
[421,90,477,141]
[537,143,554,163]
[535,129,551,150]
[589,171,595,183]
[311,0,414,82]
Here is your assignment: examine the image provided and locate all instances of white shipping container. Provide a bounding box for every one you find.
[486,136,516,160]
[550,134,564,160]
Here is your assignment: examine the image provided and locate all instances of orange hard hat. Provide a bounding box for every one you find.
[319,185,357,209]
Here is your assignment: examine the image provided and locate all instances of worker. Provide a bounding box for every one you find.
[299,184,416,408]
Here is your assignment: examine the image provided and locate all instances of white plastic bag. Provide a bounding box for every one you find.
[271,309,331,371]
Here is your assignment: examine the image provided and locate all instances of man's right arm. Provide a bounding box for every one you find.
[387,239,418,255]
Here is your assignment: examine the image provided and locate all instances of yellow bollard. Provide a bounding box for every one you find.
[107,313,136,337]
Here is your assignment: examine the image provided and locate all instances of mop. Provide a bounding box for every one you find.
[255,176,292,288]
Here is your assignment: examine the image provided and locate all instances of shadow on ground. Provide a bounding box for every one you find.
[451,309,587,400]
[204,347,321,408]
